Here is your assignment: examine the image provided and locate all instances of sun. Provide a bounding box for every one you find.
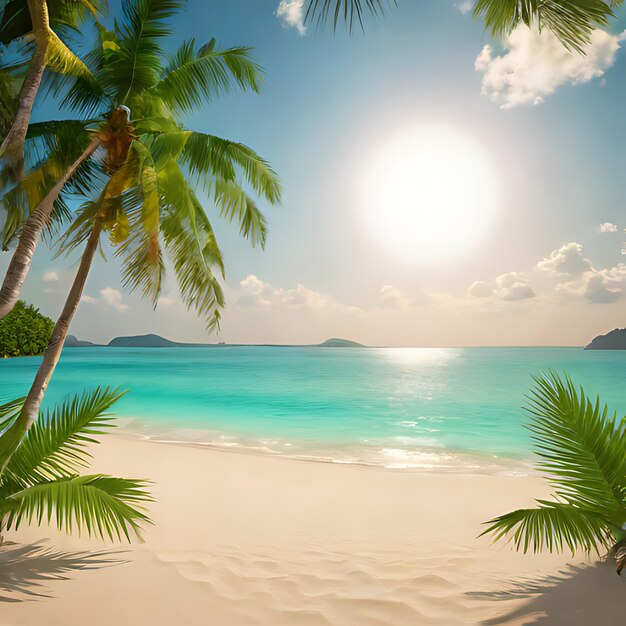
[360,125,499,264]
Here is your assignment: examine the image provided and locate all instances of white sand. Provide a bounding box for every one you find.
[1,435,624,625]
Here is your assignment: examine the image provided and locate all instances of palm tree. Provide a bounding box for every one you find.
[304,0,622,52]
[481,372,626,573]
[0,0,280,467]
[0,0,106,180]
[0,0,279,321]
[0,386,151,544]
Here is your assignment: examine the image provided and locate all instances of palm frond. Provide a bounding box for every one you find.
[0,397,24,436]
[483,372,626,558]
[304,0,396,31]
[5,474,152,541]
[481,501,614,554]
[473,0,620,52]
[152,39,263,113]
[182,131,281,203]
[211,178,268,248]
[0,0,107,44]
[114,0,185,103]
[45,29,92,78]
[526,372,626,514]
[5,387,127,487]
[115,143,163,305]
[158,162,225,332]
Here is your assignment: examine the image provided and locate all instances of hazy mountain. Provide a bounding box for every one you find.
[317,338,365,348]
[64,335,99,348]
[585,328,626,350]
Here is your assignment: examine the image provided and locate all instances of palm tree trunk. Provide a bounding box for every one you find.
[0,222,102,471]
[0,0,50,177]
[0,135,101,320]
[0,513,8,545]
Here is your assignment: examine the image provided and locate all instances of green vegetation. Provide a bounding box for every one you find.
[482,372,626,574]
[305,0,622,51]
[0,0,280,472]
[0,0,106,183]
[0,387,151,544]
[0,300,53,358]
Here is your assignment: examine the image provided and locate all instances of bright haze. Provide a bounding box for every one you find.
[5,0,626,347]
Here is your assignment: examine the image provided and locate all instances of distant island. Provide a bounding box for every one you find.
[317,338,364,348]
[107,334,203,348]
[585,328,626,350]
[65,333,366,349]
[64,335,100,348]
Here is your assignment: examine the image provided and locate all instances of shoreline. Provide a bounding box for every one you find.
[2,435,623,625]
[114,423,536,476]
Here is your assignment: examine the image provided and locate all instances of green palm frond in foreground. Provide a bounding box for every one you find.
[0,387,152,543]
[481,371,626,573]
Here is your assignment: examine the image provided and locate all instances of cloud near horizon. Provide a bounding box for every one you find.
[475,26,622,108]
[467,272,535,302]
[238,274,360,315]
[535,242,626,304]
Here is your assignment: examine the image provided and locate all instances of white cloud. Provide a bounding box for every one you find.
[467,280,493,298]
[467,272,535,301]
[558,265,626,304]
[454,0,474,15]
[536,242,593,276]
[157,296,178,307]
[495,272,536,301]
[380,285,415,308]
[534,242,626,304]
[599,222,618,233]
[475,26,621,108]
[238,275,359,315]
[276,0,306,35]
[42,271,59,283]
[83,287,128,313]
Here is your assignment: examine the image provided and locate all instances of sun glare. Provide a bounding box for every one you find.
[361,125,499,264]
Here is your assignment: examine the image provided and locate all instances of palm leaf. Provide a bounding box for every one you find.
[115,143,163,305]
[152,38,263,113]
[114,0,184,103]
[304,0,395,31]
[211,178,268,248]
[45,29,92,78]
[481,501,614,554]
[5,387,127,487]
[0,0,107,45]
[482,372,626,557]
[473,0,620,52]
[181,131,281,203]
[525,372,626,514]
[0,397,24,436]
[158,162,225,332]
[4,474,152,541]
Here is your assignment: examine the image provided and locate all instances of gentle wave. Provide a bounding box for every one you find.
[116,418,534,475]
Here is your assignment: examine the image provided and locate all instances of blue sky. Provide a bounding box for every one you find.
[4,0,626,346]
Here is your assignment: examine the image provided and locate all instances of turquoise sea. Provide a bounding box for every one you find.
[1,346,625,471]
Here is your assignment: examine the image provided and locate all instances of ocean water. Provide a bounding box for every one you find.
[1,346,625,471]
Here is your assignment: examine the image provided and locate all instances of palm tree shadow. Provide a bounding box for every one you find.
[0,540,126,603]
[469,562,626,625]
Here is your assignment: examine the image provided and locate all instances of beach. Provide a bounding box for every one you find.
[1,434,623,625]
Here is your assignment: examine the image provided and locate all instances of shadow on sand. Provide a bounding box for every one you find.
[0,540,126,603]
[469,562,625,625]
